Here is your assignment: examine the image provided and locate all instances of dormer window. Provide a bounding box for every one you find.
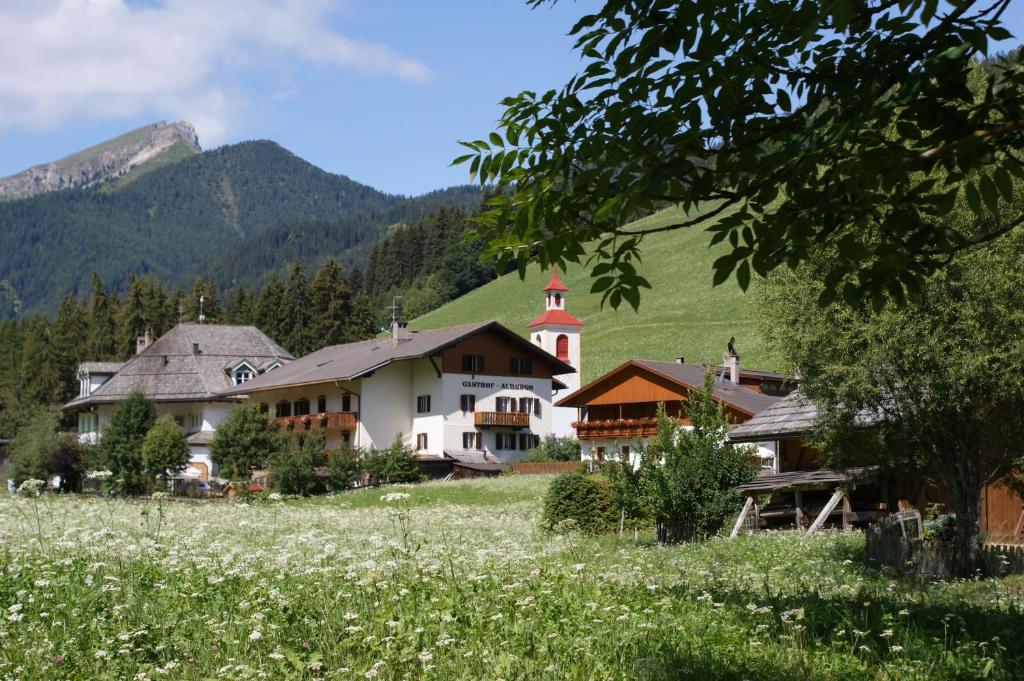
[230,361,257,386]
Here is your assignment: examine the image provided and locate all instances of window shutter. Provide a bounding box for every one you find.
[475,432,482,450]
[534,399,541,417]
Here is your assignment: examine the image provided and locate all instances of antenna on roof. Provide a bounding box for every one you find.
[198,295,206,324]
[389,296,403,326]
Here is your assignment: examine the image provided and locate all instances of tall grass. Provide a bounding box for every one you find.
[1,476,1021,680]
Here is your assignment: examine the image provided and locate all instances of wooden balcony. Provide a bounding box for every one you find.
[278,411,358,432]
[474,411,530,428]
[573,417,663,440]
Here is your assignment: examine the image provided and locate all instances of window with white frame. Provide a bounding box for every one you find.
[416,433,428,451]
[496,432,518,450]
[416,395,431,413]
[462,431,482,449]
[232,363,255,385]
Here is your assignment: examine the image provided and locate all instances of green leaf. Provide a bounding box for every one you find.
[993,166,1014,201]
[489,132,504,148]
[964,182,982,215]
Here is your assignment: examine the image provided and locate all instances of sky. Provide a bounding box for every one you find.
[0,0,1021,196]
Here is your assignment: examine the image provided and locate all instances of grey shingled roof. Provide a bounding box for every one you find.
[444,449,506,465]
[736,466,877,492]
[726,391,820,442]
[63,324,292,410]
[557,359,783,416]
[80,361,126,374]
[219,320,575,396]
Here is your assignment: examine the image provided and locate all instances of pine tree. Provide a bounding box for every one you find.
[255,273,286,348]
[51,294,89,404]
[86,273,118,361]
[18,317,60,406]
[118,275,149,358]
[281,262,313,356]
[185,278,223,324]
[225,287,256,325]
[346,290,379,343]
[309,258,351,348]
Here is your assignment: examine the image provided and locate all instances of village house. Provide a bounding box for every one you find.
[555,348,794,464]
[219,318,575,468]
[63,323,292,482]
[727,392,1024,540]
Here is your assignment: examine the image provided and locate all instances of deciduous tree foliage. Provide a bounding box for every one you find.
[141,415,191,484]
[761,205,1024,575]
[209,402,283,481]
[457,1,1023,309]
[102,390,157,495]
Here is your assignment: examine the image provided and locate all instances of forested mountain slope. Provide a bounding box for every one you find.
[412,207,780,383]
[0,139,481,316]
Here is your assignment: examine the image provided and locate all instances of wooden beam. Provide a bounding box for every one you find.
[794,490,804,529]
[731,496,755,538]
[806,489,845,536]
[842,494,852,531]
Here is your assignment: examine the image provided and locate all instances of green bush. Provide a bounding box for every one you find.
[270,434,326,496]
[141,415,190,484]
[363,438,423,485]
[541,472,615,535]
[325,443,362,492]
[526,435,580,462]
[210,402,283,481]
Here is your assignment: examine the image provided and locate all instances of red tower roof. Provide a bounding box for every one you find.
[542,268,569,292]
[528,309,583,328]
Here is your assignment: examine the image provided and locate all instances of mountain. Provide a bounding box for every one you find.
[411,206,781,383]
[0,128,482,316]
[0,122,201,200]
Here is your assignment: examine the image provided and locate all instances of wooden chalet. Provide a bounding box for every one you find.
[728,392,1024,541]
[556,356,794,461]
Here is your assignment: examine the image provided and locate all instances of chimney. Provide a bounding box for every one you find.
[724,336,739,384]
[675,356,685,364]
[391,321,411,345]
[136,328,154,355]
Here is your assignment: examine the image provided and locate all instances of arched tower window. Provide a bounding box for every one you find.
[534,334,542,345]
[554,293,562,307]
[556,334,569,361]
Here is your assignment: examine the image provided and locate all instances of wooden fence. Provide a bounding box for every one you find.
[865,511,1024,580]
[510,461,586,475]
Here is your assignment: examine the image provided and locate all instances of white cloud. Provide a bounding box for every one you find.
[0,0,431,145]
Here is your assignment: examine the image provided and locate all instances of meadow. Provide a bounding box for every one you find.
[412,206,778,383]
[1,475,1022,680]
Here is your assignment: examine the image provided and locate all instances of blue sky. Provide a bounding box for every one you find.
[0,1,1020,196]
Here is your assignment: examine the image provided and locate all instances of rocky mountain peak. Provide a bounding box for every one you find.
[0,121,201,201]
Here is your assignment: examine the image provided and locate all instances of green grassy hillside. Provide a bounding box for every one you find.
[411,207,781,382]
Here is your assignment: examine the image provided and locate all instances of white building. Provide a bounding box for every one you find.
[527,269,582,437]
[220,320,576,466]
[63,324,292,481]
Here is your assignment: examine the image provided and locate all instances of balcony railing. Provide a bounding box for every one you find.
[474,411,530,428]
[278,411,358,432]
[573,417,664,440]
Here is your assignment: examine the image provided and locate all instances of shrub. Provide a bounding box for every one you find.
[9,410,59,486]
[634,375,757,543]
[49,436,90,493]
[210,402,283,481]
[325,443,362,492]
[541,472,615,535]
[364,438,422,485]
[526,435,580,462]
[141,415,190,485]
[270,434,326,496]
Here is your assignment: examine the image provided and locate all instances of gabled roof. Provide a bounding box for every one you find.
[726,391,820,442]
[543,269,569,292]
[219,320,575,396]
[63,324,292,410]
[556,359,782,416]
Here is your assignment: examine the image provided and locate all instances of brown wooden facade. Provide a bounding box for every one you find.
[441,328,560,380]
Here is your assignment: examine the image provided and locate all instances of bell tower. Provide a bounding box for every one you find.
[528,268,582,437]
